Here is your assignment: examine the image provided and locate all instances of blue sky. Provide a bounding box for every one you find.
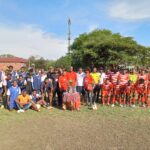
[0,0,150,59]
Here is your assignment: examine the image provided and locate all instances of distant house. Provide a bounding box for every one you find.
[0,57,28,70]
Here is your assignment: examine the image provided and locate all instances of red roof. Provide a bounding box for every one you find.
[0,57,28,63]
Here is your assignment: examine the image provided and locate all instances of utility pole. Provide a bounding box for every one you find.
[68,18,71,54]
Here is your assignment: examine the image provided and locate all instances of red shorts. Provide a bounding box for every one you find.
[102,91,110,96]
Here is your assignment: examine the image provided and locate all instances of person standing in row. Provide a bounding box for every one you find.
[90,67,101,103]
[76,68,85,103]
[7,80,21,111]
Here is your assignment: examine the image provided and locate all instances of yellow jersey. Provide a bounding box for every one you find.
[90,72,101,84]
[18,94,31,105]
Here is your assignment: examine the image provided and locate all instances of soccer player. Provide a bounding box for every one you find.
[33,69,41,94]
[18,66,27,79]
[8,65,18,80]
[41,78,53,109]
[7,80,21,111]
[30,89,47,107]
[15,89,39,113]
[58,69,69,109]
[90,67,101,103]
[17,75,27,92]
[66,66,77,91]
[119,70,129,107]
[84,69,96,109]
[136,78,147,107]
[112,80,121,107]
[101,78,113,106]
[129,69,138,107]
[76,68,86,103]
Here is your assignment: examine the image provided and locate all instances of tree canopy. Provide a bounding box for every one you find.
[70,29,150,68]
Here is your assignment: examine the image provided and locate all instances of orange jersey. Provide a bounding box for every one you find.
[84,75,93,90]
[58,75,68,91]
[66,71,77,86]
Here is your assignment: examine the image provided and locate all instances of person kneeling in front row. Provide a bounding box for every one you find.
[15,89,39,113]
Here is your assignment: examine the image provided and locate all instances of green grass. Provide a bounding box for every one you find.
[1,105,150,150]
[0,105,150,123]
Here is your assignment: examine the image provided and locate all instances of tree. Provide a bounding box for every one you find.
[28,56,55,70]
[70,29,150,68]
[0,54,15,58]
[54,55,72,70]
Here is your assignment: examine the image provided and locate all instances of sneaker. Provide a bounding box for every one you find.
[142,104,146,108]
[62,104,66,110]
[111,104,115,107]
[17,109,24,113]
[47,106,53,110]
[94,104,97,110]
[132,104,136,108]
[17,110,21,113]
[20,109,25,113]
[120,104,123,108]
[0,105,4,109]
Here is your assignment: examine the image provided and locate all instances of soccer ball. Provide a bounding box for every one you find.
[36,104,41,110]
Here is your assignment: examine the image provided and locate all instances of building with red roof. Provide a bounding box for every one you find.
[0,57,28,70]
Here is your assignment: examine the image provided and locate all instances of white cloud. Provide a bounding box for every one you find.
[108,0,150,21]
[0,24,67,60]
[88,24,99,32]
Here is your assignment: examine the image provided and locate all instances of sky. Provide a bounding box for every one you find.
[0,0,150,60]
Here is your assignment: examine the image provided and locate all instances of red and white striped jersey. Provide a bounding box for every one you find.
[111,72,120,85]
[119,74,129,86]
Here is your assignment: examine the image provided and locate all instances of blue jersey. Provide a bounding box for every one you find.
[33,74,41,91]
[8,86,20,109]
[11,71,18,80]
[7,80,13,89]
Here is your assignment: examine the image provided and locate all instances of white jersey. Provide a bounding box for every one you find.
[77,72,86,86]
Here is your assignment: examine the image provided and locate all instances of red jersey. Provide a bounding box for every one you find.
[102,82,113,92]
[113,83,121,94]
[66,71,77,86]
[138,74,147,82]
[147,81,150,94]
[58,75,68,91]
[125,85,133,95]
[136,83,146,94]
[84,75,93,90]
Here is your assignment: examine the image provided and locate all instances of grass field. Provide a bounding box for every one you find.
[0,105,150,150]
